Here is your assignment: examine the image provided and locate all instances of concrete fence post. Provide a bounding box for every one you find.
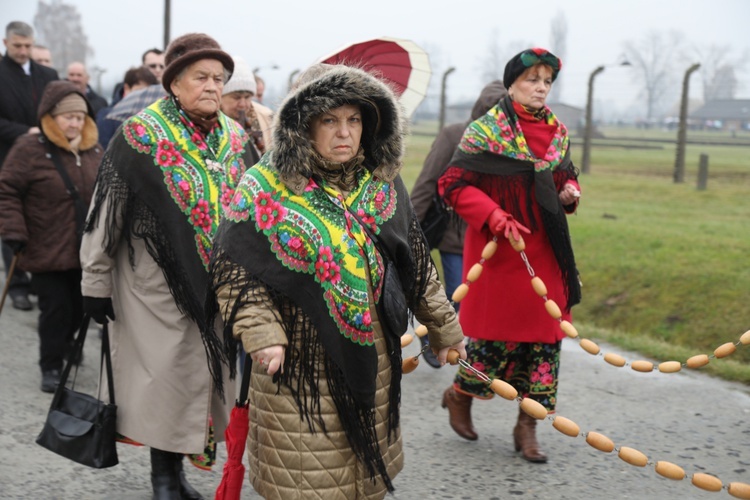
[697,154,709,191]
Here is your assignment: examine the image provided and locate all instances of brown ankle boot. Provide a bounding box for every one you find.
[441,386,478,441]
[513,410,548,463]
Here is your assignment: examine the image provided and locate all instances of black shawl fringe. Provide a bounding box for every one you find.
[205,249,397,490]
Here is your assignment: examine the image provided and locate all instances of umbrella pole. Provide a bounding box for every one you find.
[0,253,19,317]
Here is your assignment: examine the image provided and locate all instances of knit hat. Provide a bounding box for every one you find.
[51,93,88,116]
[222,56,256,96]
[503,48,562,89]
[162,33,234,92]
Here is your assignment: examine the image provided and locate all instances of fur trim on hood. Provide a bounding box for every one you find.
[272,65,407,194]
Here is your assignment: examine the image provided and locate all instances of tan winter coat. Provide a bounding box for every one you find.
[80,185,232,454]
[216,263,460,499]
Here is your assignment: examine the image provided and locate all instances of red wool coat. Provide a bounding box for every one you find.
[438,169,579,344]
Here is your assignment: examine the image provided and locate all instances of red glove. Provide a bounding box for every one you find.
[487,208,530,241]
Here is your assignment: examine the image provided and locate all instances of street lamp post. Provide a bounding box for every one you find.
[581,65,604,175]
[673,63,701,183]
[438,67,456,132]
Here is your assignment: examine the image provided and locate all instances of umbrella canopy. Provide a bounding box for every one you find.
[318,36,431,118]
[215,356,251,500]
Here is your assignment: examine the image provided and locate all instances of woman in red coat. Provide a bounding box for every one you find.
[437,48,581,463]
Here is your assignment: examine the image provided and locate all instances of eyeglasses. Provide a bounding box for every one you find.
[148,63,165,69]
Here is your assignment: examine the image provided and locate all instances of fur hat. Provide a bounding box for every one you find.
[51,92,88,116]
[503,47,562,89]
[162,33,234,92]
[222,56,256,96]
[272,64,406,194]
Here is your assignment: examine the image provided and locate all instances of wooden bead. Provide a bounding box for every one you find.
[481,240,498,260]
[400,333,413,348]
[466,263,483,282]
[604,353,626,367]
[446,349,460,365]
[618,446,648,467]
[692,473,723,492]
[655,461,686,480]
[508,234,525,252]
[686,354,709,369]
[740,330,750,346]
[489,379,518,400]
[519,398,548,420]
[552,416,580,437]
[402,356,419,374]
[728,482,750,499]
[585,431,615,453]
[580,338,601,355]
[452,283,469,303]
[531,277,547,297]
[414,324,428,338]
[631,360,654,372]
[559,320,578,339]
[658,361,682,373]
[714,342,737,358]
[544,299,562,320]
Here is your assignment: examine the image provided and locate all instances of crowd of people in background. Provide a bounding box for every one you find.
[1,18,582,500]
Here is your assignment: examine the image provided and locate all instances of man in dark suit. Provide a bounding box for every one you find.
[0,21,58,310]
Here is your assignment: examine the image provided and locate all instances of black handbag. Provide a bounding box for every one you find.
[418,192,450,249]
[349,212,409,337]
[36,316,119,468]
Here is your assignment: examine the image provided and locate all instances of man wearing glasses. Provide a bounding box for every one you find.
[142,48,165,82]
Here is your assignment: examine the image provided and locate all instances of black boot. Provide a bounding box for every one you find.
[175,455,204,500]
[150,448,181,500]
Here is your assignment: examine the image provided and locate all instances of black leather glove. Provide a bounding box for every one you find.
[4,240,26,254]
[83,297,116,324]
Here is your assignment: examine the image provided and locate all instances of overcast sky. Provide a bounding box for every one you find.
[3,0,749,117]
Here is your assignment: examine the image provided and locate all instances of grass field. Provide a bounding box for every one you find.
[402,123,750,383]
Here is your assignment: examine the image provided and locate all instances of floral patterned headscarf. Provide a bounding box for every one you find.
[503,47,562,89]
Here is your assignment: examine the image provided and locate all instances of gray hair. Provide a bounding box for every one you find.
[6,21,34,39]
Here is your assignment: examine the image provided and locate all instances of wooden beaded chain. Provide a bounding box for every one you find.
[399,231,750,499]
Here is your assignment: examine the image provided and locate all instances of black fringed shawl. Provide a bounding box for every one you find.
[443,95,581,310]
[205,155,431,491]
[83,97,252,380]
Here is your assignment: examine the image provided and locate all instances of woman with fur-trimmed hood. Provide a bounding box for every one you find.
[206,64,466,498]
[0,80,102,392]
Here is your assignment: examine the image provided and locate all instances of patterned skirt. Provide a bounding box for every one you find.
[454,339,561,412]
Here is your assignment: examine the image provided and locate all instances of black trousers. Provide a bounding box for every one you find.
[30,269,83,372]
[1,240,31,297]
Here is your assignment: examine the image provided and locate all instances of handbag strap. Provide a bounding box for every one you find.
[347,208,396,265]
[45,141,87,241]
[100,322,116,405]
[238,353,252,404]
[49,315,115,409]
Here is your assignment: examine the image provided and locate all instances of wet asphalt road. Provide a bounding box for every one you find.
[1,294,749,499]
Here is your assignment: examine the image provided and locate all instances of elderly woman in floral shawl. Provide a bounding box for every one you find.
[438,48,582,464]
[205,64,466,499]
[80,33,255,499]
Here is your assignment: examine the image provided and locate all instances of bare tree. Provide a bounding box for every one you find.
[479,30,533,85]
[33,0,93,75]
[623,31,686,119]
[692,44,747,101]
[548,10,568,103]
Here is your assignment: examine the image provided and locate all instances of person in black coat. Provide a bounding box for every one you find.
[0,21,58,311]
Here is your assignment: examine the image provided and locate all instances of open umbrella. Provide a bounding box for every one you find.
[214,355,251,500]
[318,36,432,118]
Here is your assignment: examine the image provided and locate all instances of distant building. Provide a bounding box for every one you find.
[690,99,750,131]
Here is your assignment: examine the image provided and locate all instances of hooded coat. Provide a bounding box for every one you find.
[209,65,463,499]
[0,80,102,273]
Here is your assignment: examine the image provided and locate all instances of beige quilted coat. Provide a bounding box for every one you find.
[216,264,461,499]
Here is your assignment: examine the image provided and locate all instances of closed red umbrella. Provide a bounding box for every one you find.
[215,356,251,500]
[318,36,432,118]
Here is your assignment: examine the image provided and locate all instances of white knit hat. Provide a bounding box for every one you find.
[223,56,257,96]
